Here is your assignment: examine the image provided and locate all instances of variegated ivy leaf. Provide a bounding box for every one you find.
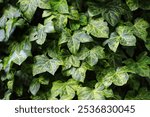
[116,25,136,46]
[87,2,102,17]
[102,2,126,26]
[54,14,68,31]
[3,39,31,72]
[86,46,105,66]
[133,18,149,41]
[85,18,109,38]
[32,55,63,76]
[124,55,150,78]
[50,0,69,14]
[18,0,50,20]
[77,87,105,100]
[103,32,120,52]
[67,31,93,54]
[58,28,71,45]
[0,6,24,42]
[97,67,129,87]
[50,79,79,100]
[29,78,40,96]
[64,62,90,82]
[30,17,55,45]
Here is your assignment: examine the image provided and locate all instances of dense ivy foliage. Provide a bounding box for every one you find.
[0,0,150,100]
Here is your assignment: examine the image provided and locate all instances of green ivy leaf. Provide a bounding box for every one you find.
[116,25,136,46]
[104,32,120,52]
[3,39,31,72]
[33,55,62,76]
[124,55,150,78]
[30,18,55,45]
[58,28,71,45]
[67,37,80,55]
[87,2,102,17]
[50,0,69,14]
[86,46,105,66]
[54,14,68,31]
[50,79,79,100]
[133,18,149,41]
[102,2,125,26]
[67,31,93,54]
[73,31,93,43]
[29,79,40,96]
[85,18,109,38]
[77,87,105,100]
[72,66,86,82]
[113,67,129,86]
[98,67,129,87]
[18,0,50,20]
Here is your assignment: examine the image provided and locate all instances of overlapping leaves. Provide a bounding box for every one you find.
[0,0,150,100]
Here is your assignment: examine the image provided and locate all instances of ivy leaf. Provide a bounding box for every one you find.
[50,0,69,13]
[50,79,79,100]
[64,63,89,82]
[58,28,71,45]
[33,55,62,76]
[29,79,40,96]
[124,55,150,78]
[18,0,50,20]
[87,2,102,17]
[85,18,109,38]
[67,38,80,55]
[68,30,92,54]
[54,14,68,31]
[77,87,105,100]
[86,46,105,66]
[72,66,86,82]
[72,31,93,43]
[133,18,149,41]
[30,18,55,45]
[3,39,31,72]
[5,19,24,41]
[104,32,120,52]
[113,67,129,86]
[116,25,136,46]
[10,39,31,65]
[18,0,37,20]
[67,55,80,68]
[102,2,125,26]
[98,67,129,87]
[126,0,139,11]
[77,47,90,60]
[3,5,21,19]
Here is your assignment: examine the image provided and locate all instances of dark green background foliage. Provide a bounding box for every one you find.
[0,0,150,100]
